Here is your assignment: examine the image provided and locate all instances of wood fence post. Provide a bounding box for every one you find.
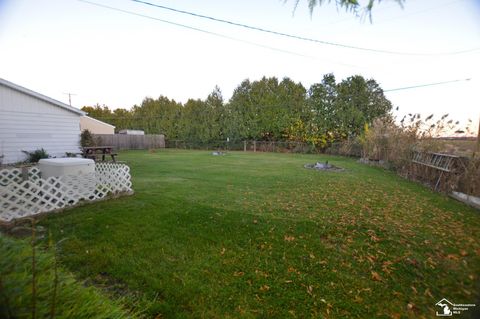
[244,141,247,152]
[253,140,256,152]
[476,115,480,155]
[21,166,29,181]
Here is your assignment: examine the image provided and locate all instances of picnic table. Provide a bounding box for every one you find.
[82,146,117,162]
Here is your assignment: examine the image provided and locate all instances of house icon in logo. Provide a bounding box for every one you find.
[436,298,454,316]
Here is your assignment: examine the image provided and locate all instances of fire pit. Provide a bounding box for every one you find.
[304,160,344,171]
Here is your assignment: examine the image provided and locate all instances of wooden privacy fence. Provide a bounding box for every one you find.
[94,134,165,150]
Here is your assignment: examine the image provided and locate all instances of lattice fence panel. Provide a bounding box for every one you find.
[0,166,41,186]
[0,163,132,222]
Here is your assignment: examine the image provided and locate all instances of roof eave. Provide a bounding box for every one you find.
[0,78,86,116]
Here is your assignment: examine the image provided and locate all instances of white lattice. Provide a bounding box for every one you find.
[0,163,132,222]
[0,166,41,186]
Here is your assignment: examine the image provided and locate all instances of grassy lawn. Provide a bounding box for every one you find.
[38,150,480,318]
[0,234,131,319]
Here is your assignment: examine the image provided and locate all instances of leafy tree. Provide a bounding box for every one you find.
[112,108,133,132]
[307,73,338,140]
[80,73,391,147]
[81,104,114,123]
[335,75,392,136]
[228,77,306,141]
[226,79,256,140]
[293,0,405,17]
[130,96,182,135]
[178,99,211,142]
[205,86,226,141]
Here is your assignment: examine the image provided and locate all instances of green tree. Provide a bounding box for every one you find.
[293,0,405,17]
[228,77,306,141]
[80,74,391,146]
[81,104,114,125]
[205,86,226,141]
[111,108,133,132]
[335,75,392,136]
[178,99,210,142]
[307,73,338,136]
[130,96,182,136]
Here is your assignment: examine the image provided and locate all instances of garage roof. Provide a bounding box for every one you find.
[0,78,86,116]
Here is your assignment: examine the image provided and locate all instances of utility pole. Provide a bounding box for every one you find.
[63,92,77,106]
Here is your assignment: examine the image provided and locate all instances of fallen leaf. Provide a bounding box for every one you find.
[259,284,270,292]
[424,288,433,298]
[366,255,377,264]
[306,285,313,295]
[284,235,296,242]
[407,302,416,311]
[406,258,419,267]
[371,271,382,281]
[446,254,459,260]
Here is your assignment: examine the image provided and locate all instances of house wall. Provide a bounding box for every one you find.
[0,84,81,164]
[80,116,115,134]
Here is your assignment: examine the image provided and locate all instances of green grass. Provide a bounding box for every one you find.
[0,234,132,319]
[37,150,479,318]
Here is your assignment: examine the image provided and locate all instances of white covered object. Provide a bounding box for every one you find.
[38,158,96,203]
[38,158,95,178]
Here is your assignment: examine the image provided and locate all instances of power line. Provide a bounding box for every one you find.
[384,78,471,92]
[129,0,480,56]
[77,0,359,67]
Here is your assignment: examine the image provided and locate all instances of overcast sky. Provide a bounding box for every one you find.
[0,0,479,132]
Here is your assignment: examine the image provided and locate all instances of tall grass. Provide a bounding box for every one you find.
[0,231,134,319]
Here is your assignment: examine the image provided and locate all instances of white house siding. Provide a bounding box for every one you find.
[0,84,82,164]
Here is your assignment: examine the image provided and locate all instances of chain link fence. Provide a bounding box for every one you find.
[165,139,318,153]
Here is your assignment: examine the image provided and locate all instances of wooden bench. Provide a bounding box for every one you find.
[82,146,117,162]
[84,153,118,162]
